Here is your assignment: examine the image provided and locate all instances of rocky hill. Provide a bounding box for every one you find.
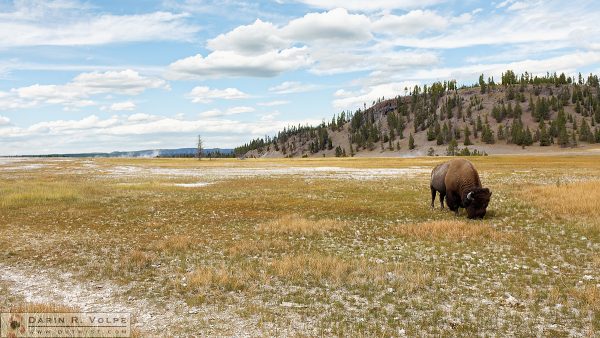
[235,71,600,158]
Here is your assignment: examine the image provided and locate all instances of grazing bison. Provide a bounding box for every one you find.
[443,158,492,219]
[430,162,450,209]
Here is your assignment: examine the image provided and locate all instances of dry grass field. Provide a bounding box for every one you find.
[0,155,599,336]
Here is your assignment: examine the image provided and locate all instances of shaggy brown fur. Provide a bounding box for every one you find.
[443,159,492,219]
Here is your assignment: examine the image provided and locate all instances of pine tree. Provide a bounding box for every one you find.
[579,118,592,142]
[427,124,436,141]
[539,120,551,146]
[409,133,415,150]
[523,127,533,146]
[558,123,569,147]
[514,102,523,118]
[497,125,505,140]
[436,131,444,145]
[464,126,472,145]
[446,138,458,156]
[479,74,486,94]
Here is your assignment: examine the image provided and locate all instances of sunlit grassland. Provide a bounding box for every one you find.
[0,155,599,336]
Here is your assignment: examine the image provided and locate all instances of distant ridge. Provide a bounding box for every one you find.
[10,148,234,158]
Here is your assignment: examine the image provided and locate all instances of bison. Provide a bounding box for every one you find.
[430,162,450,209]
[435,158,492,219]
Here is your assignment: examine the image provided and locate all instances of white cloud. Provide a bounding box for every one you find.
[268,81,320,94]
[187,86,251,103]
[260,112,280,121]
[227,106,255,114]
[168,47,312,79]
[108,101,136,111]
[496,0,515,9]
[293,0,445,11]
[0,115,10,126]
[372,10,449,35]
[0,2,199,48]
[71,70,167,95]
[199,106,255,118]
[207,19,288,55]
[507,2,528,11]
[281,8,372,43]
[127,113,159,122]
[386,2,599,50]
[309,49,439,75]
[169,6,465,79]
[1,70,167,110]
[258,100,290,106]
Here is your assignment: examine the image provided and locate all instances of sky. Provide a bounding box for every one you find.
[1,0,600,155]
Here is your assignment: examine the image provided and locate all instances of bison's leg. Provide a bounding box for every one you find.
[446,192,460,214]
[440,192,446,209]
[430,187,436,209]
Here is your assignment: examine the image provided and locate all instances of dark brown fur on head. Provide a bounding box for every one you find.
[464,187,492,219]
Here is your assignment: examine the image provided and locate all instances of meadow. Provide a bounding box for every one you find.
[0,155,598,336]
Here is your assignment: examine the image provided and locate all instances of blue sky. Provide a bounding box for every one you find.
[1,0,599,155]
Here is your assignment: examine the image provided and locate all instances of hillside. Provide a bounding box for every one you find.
[235,71,600,158]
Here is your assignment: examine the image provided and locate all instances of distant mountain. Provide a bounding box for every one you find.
[236,71,600,158]
[16,148,234,158]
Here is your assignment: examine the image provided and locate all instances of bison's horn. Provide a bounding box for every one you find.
[467,191,474,201]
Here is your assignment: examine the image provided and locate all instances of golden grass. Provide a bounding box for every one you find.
[187,265,262,292]
[571,285,600,311]
[522,180,600,219]
[154,235,193,253]
[395,220,509,242]
[0,182,81,208]
[120,250,154,271]
[269,253,431,290]
[226,239,288,257]
[256,214,346,235]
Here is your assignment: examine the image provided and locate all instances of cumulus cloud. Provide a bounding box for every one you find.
[199,106,255,118]
[293,0,445,11]
[257,100,290,106]
[386,2,599,50]
[169,6,473,79]
[168,48,312,79]
[0,70,166,110]
[0,1,199,47]
[207,19,288,55]
[371,10,450,35]
[187,86,251,103]
[127,113,159,122]
[71,70,167,95]
[108,101,136,111]
[268,81,320,94]
[0,115,10,126]
[281,8,372,43]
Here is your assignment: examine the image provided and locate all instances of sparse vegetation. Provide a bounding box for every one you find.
[1,156,599,336]
[257,214,346,235]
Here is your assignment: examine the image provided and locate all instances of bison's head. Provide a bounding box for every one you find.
[464,187,492,219]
